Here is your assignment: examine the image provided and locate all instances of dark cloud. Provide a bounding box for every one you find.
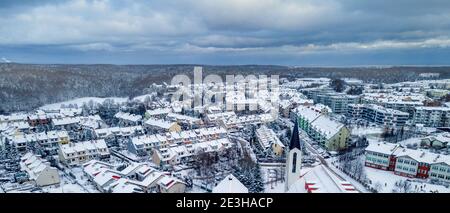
[0,0,450,65]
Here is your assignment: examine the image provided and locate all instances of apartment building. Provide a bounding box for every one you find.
[413,106,450,127]
[348,104,409,127]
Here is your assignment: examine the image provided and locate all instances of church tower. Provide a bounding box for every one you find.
[285,118,302,192]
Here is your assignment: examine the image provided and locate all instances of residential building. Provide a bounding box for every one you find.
[315,93,360,114]
[83,160,185,193]
[365,141,450,182]
[295,105,350,151]
[152,138,232,166]
[255,125,285,156]
[114,112,142,126]
[58,140,110,166]
[5,130,69,153]
[364,142,400,171]
[144,118,181,133]
[128,127,227,156]
[347,104,409,127]
[413,106,450,127]
[20,152,60,187]
[421,133,450,149]
[212,174,248,193]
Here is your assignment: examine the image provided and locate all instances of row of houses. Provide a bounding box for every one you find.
[0,109,82,127]
[20,152,60,187]
[58,140,110,166]
[83,160,185,193]
[365,142,450,183]
[94,126,145,143]
[114,112,143,126]
[128,127,228,157]
[223,113,276,131]
[152,138,232,166]
[4,130,70,153]
[144,118,181,133]
[255,125,285,156]
[294,105,350,151]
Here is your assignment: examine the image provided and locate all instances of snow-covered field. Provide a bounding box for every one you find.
[40,97,128,110]
[365,167,450,193]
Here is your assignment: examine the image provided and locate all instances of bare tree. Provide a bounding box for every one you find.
[392,180,412,193]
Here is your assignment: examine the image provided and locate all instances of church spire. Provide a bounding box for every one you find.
[289,118,301,150]
[285,118,303,192]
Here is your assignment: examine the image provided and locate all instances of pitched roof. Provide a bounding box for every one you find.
[289,119,301,150]
[212,174,248,193]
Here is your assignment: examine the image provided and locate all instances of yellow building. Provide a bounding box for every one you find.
[255,125,285,156]
[296,105,350,151]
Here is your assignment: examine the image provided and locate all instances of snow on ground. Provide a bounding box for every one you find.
[40,97,128,110]
[261,166,285,193]
[326,158,370,193]
[351,127,383,138]
[365,167,450,193]
[42,183,86,193]
[63,167,99,193]
[133,94,154,102]
[397,137,422,147]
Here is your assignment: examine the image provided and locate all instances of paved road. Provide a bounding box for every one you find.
[299,130,366,193]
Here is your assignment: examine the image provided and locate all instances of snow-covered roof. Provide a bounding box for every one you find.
[95,126,143,138]
[157,176,183,190]
[415,106,450,111]
[110,179,143,193]
[366,141,450,165]
[146,108,172,116]
[82,160,115,178]
[52,117,81,126]
[294,105,322,122]
[395,147,450,165]
[294,104,346,139]
[288,165,357,193]
[310,116,345,140]
[365,142,400,155]
[144,118,177,129]
[167,113,201,123]
[60,140,109,157]
[119,163,147,177]
[156,138,232,162]
[8,130,69,146]
[365,104,409,116]
[212,174,248,193]
[256,125,285,149]
[20,152,58,181]
[114,112,142,122]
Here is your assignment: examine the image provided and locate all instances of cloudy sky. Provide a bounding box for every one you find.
[1,0,450,65]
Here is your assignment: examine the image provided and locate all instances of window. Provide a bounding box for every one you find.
[292,153,297,173]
